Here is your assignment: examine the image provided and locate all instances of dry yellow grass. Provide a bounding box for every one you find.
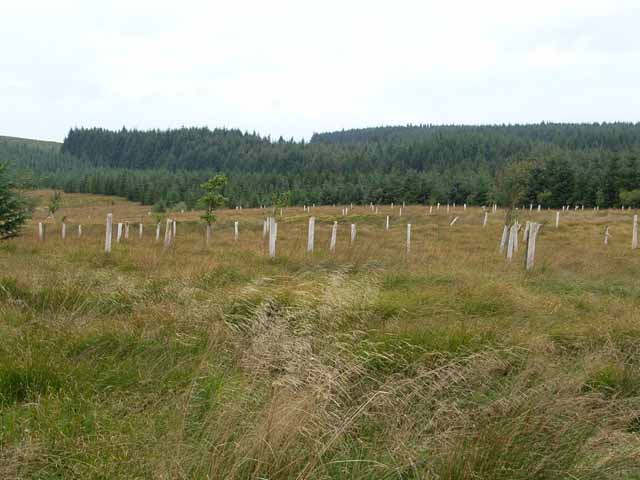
[1,191,640,479]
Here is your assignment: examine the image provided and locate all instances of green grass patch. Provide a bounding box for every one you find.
[583,363,640,398]
[0,242,18,253]
[67,331,210,395]
[198,266,251,289]
[361,327,497,373]
[0,277,135,315]
[0,365,62,405]
[382,272,456,290]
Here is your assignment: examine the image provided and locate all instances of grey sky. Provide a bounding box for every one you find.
[2,0,640,142]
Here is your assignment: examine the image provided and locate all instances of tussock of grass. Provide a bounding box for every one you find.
[583,362,640,398]
[0,365,62,405]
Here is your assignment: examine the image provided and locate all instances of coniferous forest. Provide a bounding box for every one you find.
[3,123,640,209]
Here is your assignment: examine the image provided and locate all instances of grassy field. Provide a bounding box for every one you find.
[2,192,640,479]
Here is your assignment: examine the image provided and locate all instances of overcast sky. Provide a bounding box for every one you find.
[2,0,640,142]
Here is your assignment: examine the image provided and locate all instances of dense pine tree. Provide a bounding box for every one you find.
[604,156,622,207]
[0,162,29,239]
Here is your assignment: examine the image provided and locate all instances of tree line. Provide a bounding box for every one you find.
[3,123,640,209]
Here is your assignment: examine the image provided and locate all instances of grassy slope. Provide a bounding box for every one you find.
[0,135,61,151]
[1,194,640,478]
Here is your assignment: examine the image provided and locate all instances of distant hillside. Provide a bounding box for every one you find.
[310,122,640,148]
[60,123,640,175]
[0,135,80,189]
[0,135,61,151]
[5,123,640,209]
[61,127,270,170]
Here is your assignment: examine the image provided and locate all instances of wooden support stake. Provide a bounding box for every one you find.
[406,223,411,253]
[499,225,508,253]
[506,223,517,261]
[105,214,113,253]
[350,223,356,244]
[307,216,315,252]
[330,221,337,253]
[633,214,638,249]
[205,224,211,245]
[523,221,530,242]
[163,219,172,248]
[268,217,277,258]
[525,223,541,270]
[234,221,239,241]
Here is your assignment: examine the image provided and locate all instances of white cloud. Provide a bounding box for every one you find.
[1,0,639,141]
